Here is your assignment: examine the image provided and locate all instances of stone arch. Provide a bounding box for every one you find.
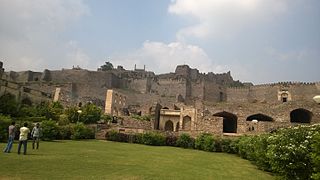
[213,111,237,133]
[281,93,288,102]
[21,97,32,106]
[290,108,312,123]
[182,116,191,130]
[164,120,174,131]
[246,113,273,122]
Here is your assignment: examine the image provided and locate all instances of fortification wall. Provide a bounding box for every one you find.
[127,78,149,94]
[150,78,187,98]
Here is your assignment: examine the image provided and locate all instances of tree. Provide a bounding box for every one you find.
[0,93,19,117]
[98,61,113,71]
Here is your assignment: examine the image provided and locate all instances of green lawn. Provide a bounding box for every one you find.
[0,140,274,180]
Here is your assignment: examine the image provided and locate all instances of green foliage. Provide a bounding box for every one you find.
[79,104,102,124]
[99,61,114,71]
[57,125,72,140]
[266,125,320,180]
[71,122,95,140]
[0,93,19,117]
[41,120,59,141]
[35,101,64,121]
[0,114,12,142]
[64,106,79,123]
[101,114,112,123]
[105,130,120,141]
[176,133,194,148]
[58,114,70,125]
[137,132,166,146]
[131,114,151,121]
[220,138,235,153]
[312,133,320,180]
[195,133,216,152]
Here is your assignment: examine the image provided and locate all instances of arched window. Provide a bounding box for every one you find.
[164,120,174,131]
[182,116,191,130]
[246,113,273,122]
[290,108,312,123]
[213,111,238,133]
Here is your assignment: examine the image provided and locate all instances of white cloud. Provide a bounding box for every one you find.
[0,0,90,71]
[169,0,290,40]
[112,41,229,74]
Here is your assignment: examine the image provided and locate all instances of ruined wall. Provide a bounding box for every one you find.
[227,83,320,104]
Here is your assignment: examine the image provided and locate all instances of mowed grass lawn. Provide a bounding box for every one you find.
[0,140,275,180]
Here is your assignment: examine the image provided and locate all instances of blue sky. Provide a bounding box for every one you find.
[0,0,319,84]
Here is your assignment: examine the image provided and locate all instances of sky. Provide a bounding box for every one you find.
[0,0,319,84]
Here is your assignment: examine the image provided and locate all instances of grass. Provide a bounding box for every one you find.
[0,140,275,180]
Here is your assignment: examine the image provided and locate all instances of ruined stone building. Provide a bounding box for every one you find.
[1,61,319,136]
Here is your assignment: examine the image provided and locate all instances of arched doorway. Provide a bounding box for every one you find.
[182,116,191,130]
[246,113,273,122]
[213,111,238,133]
[165,120,174,131]
[290,108,312,123]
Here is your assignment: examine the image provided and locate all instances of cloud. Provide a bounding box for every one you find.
[169,0,290,40]
[264,47,318,62]
[111,41,229,74]
[0,0,90,71]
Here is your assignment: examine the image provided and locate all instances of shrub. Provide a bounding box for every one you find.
[220,138,234,153]
[57,125,72,140]
[195,133,216,152]
[0,93,19,117]
[176,133,194,148]
[139,132,166,146]
[252,134,271,171]
[106,130,120,142]
[266,125,320,180]
[0,114,12,142]
[237,135,256,160]
[41,120,59,140]
[79,104,102,124]
[71,122,95,140]
[131,114,151,121]
[311,133,320,180]
[165,135,178,147]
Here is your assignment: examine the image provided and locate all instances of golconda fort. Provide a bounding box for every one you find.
[1,61,319,137]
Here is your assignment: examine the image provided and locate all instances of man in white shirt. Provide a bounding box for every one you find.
[17,122,30,155]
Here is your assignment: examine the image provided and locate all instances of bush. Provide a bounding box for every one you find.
[131,114,151,121]
[237,135,255,160]
[79,104,102,124]
[41,120,59,140]
[195,133,216,152]
[106,130,120,142]
[311,133,320,180]
[220,138,234,153]
[57,125,72,140]
[0,114,12,142]
[139,132,166,146]
[266,125,320,180]
[71,122,95,140]
[165,135,178,146]
[176,133,194,148]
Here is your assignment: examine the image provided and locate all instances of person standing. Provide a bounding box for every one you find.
[3,121,16,153]
[31,123,41,149]
[17,122,30,155]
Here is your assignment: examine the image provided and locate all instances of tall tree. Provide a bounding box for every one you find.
[98,61,113,71]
